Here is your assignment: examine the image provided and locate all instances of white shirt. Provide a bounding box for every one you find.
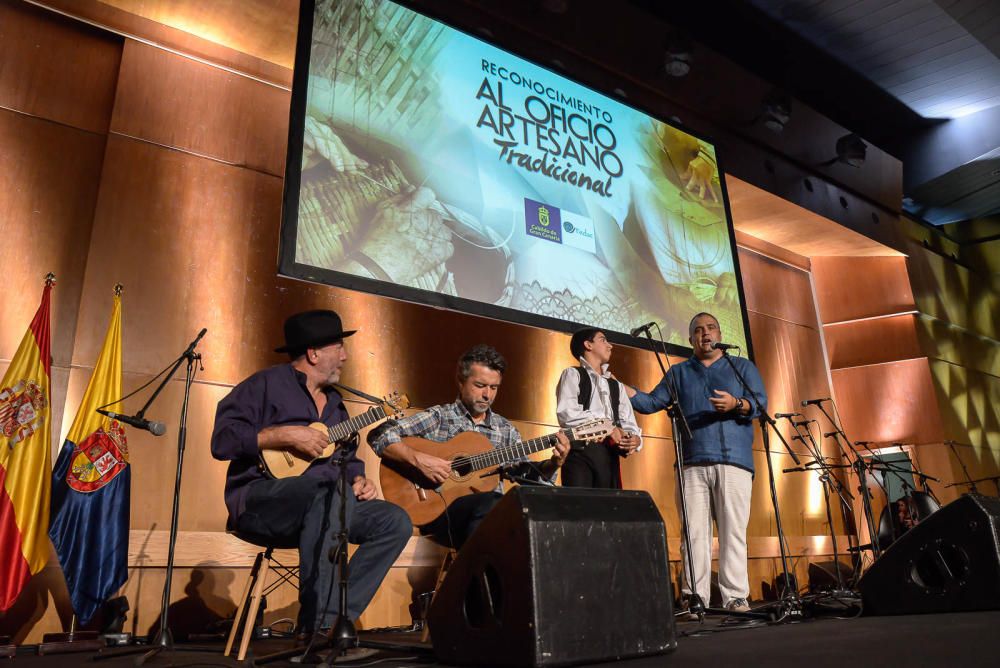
[555,358,643,451]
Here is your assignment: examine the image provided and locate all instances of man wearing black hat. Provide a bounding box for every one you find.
[211,309,412,634]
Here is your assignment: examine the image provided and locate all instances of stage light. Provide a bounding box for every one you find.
[821,133,868,168]
[664,33,693,77]
[761,90,792,133]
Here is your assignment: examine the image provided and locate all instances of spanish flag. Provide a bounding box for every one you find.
[0,277,53,612]
[49,287,130,624]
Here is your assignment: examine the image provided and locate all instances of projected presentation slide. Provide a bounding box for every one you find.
[280,0,749,351]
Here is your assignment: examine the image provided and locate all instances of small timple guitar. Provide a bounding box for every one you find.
[259,392,409,479]
[380,418,613,526]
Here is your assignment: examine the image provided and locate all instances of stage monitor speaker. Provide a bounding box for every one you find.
[858,493,1000,615]
[427,486,677,666]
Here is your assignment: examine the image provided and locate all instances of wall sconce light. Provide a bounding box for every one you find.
[821,133,868,168]
[664,33,693,77]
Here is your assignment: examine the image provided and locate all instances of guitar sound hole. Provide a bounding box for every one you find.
[452,454,472,479]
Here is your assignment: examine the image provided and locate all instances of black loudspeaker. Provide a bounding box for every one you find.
[427,487,677,666]
[858,493,1000,615]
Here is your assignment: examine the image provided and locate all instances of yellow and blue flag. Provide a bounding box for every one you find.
[49,287,130,624]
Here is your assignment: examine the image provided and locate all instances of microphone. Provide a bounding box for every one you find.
[710,342,739,351]
[97,409,167,436]
[800,397,830,406]
[854,440,873,446]
[792,419,816,427]
[774,412,801,419]
[629,322,656,337]
[823,431,840,439]
[184,327,208,357]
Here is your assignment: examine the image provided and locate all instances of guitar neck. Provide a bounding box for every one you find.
[456,427,572,474]
[326,406,387,442]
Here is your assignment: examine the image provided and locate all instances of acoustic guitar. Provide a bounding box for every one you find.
[259,392,409,479]
[379,418,613,526]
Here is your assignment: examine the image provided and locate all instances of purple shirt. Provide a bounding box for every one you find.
[210,364,365,526]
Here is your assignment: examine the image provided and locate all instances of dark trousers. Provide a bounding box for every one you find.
[561,442,621,489]
[235,476,412,630]
[421,492,502,549]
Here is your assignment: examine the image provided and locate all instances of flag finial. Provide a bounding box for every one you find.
[45,273,56,286]
[114,284,123,297]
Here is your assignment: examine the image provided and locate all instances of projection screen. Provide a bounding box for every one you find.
[279,0,751,354]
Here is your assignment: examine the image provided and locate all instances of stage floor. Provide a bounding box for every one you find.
[10,610,1000,666]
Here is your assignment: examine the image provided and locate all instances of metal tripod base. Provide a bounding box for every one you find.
[256,615,357,666]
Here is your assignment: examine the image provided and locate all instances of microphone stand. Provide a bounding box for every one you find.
[812,403,883,562]
[717,349,802,620]
[96,328,207,664]
[783,420,855,594]
[488,463,554,488]
[946,440,979,495]
[256,445,360,666]
[634,326,710,620]
[947,475,1000,497]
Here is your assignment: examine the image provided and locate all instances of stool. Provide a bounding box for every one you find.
[225,533,299,661]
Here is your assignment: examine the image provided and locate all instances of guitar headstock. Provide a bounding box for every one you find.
[380,392,410,419]
[571,418,614,442]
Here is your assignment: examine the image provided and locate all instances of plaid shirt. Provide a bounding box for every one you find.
[368,399,521,456]
[367,399,557,489]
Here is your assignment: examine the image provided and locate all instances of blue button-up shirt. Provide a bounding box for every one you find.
[211,364,365,525]
[630,355,767,474]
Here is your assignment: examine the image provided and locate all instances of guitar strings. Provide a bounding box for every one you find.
[447,429,573,469]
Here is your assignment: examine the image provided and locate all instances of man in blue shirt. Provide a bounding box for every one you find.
[211,310,411,635]
[626,312,766,615]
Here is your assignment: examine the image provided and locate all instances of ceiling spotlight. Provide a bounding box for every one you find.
[821,133,868,168]
[836,133,867,167]
[761,90,792,133]
[664,33,693,77]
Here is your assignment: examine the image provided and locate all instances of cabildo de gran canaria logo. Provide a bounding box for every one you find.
[524,198,596,254]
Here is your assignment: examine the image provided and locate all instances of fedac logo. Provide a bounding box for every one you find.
[524,198,563,244]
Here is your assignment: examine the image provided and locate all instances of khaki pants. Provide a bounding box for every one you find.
[677,463,753,607]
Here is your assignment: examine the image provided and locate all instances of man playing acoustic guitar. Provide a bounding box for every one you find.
[210,309,412,635]
[368,344,571,548]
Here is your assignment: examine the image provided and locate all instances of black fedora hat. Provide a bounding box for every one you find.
[274,309,356,353]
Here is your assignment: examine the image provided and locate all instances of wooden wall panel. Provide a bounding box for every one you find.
[738,246,819,328]
[928,359,1000,450]
[812,256,916,324]
[0,1,121,134]
[825,313,924,370]
[30,0,292,87]
[0,109,106,366]
[729,177,899,259]
[917,314,1000,380]
[71,134,284,382]
[744,310,847,537]
[831,358,944,446]
[99,0,299,70]
[111,40,290,176]
[904,238,1000,338]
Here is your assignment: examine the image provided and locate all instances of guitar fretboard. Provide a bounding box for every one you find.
[327,406,388,442]
[456,427,574,473]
